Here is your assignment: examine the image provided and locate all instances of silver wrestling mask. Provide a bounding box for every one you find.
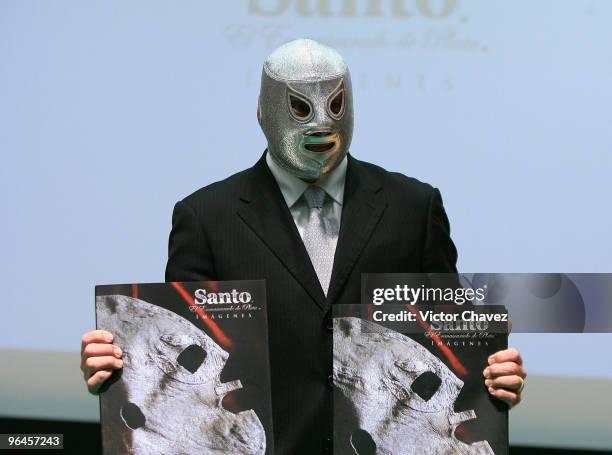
[333,317,494,455]
[96,295,266,455]
[258,38,354,181]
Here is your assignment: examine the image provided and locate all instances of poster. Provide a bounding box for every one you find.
[95,280,274,455]
[331,273,509,454]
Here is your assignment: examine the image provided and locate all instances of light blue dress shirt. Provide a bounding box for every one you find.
[265,152,347,240]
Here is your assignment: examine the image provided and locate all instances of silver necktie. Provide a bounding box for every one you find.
[302,185,338,296]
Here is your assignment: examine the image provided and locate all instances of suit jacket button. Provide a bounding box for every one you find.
[324,313,333,331]
[323,436,333,453]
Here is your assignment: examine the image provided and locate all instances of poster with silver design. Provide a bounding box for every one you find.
[95,280,273,455]
[333,276,509,454]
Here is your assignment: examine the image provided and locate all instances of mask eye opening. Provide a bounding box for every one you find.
[177,344,207,374]
[328,90,344,119]
[287,88,314,123]
[410,371,442,401]
[327,79,345,120]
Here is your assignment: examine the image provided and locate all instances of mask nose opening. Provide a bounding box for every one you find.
[305,129,333,137]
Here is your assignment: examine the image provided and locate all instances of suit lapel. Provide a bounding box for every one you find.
[326,155,387,307]
[237,153,327,310]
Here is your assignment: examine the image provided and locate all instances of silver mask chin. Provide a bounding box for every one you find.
[258,38,354,181]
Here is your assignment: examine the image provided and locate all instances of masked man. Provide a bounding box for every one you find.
[81,39,526,454]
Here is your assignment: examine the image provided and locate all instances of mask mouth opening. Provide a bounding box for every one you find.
[302,129,338,153]
[304,141,336,153]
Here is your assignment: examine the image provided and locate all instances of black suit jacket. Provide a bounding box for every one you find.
[165,152,458,454]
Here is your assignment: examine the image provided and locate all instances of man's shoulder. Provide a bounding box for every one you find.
[351,156,437,200]
[177,166,251,211]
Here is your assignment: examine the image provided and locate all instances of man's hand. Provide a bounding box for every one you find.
[80,330,123,395]
[483,347,526,408]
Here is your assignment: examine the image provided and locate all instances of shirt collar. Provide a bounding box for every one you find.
[266,151,347,208]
